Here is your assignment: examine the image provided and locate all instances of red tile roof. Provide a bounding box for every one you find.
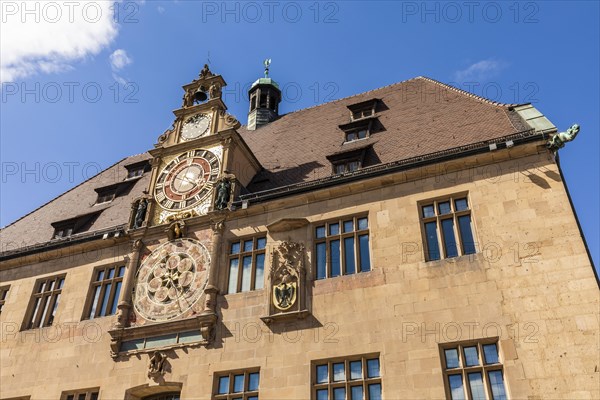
[1,77,532,252]
[239,76,529,192]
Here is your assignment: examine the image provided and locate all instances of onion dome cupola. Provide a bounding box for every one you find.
[247,59,282,130]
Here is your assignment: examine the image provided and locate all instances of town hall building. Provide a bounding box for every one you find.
[0,63,598,400]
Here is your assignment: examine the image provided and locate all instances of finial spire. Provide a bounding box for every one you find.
[264,59,272,78]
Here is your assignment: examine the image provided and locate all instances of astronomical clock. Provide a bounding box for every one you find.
[133,238,210,322]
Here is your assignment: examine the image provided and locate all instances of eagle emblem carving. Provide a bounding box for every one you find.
[273,277,297,310]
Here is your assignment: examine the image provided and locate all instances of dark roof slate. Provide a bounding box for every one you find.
[1,153,151,249]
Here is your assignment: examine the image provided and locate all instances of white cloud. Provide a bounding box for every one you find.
[109,49,133,85]
[109,49,133,71]
[0,1,121,82]
[454,59,507,82]
[157,6,166,14]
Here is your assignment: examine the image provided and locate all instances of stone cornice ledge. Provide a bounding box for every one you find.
[108,313,217,359]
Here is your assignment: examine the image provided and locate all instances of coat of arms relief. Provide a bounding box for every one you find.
[262,240,310,324]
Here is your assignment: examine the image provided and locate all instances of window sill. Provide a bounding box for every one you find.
[424,252,481,266]
[223,288,265,297]
[313,269,384,295]
[342,136,370,145]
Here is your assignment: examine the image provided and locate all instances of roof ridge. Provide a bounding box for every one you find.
[0,155,138,230]
[417,76,518,107]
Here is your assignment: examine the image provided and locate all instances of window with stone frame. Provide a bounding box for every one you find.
[0,285,10,313]
[440,339,507,400]
[84,265,125,319]
[312,355,382,400]
[23,274,66,329]
[213,369,260,400]
[314,215,371,280]
[60,388,99,400]
[419,195,476,261]
[226,236,267,294]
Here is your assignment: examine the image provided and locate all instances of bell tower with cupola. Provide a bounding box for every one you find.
[247,59,282,130]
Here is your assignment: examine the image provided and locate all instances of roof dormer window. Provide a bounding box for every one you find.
[95,188,116,205]
[347,98,379,121]
[53,224,75,239]
[50,211,102,240]
[334,159,361,174]
[340,119,372,144]
[345,128,368,143]
[327,144,372,176]
[124,160,150,180]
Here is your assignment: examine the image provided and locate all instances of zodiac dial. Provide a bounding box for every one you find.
[133,238,210,322]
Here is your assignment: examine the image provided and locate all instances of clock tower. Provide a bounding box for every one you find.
[110,65,262,354]
[135,64,261,227]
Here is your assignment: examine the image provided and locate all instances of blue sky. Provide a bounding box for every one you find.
[1,1,598,270]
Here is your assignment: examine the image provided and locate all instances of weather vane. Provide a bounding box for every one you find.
[264,58,271,78]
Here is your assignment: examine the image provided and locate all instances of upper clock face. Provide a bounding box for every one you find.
[133,238,210,322]
[181,113,211,141]
[155,149,220,211]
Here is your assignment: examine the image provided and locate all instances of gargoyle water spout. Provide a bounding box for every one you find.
[547,124,580,150]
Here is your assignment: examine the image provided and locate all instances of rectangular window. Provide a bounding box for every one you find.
[95,190,116,205]
[333,159,361,174]
[420,195,476,261]
[60,388,99,400]
[345,129,368,143]
[85,265,125,319]
[312,355,382,400]
[227,236,267,294]
[24,275,65,329]
[0,285,10,313]
[315,216,370,280]
[53,224,75,239]
[125,160,150,180]
[213,369,259,400]
[440,340,507,400]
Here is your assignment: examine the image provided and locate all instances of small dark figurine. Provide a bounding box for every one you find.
[133,198,148,229]
[215,179,231,210]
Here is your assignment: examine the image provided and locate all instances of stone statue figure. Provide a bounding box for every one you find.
[547,124,580,150]
[215,179,231,210]
[133,198,148,229]
[199,64,213,79]
[147,351,166,378]
[209,83,221,99]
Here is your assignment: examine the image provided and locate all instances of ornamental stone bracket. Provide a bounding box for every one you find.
[108,314,218,359]
[261,241,310,325]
